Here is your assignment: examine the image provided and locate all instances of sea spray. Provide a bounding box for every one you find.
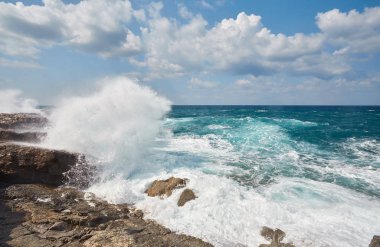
[43,76,171,180]
[0,89,41,113]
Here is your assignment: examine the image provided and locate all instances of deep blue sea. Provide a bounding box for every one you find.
[165,105,380,198]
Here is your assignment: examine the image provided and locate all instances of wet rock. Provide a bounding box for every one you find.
[370,236,380,247]
[0,113,47,130]
[0,130,46,143]
[0,143,89,186]
[178,188,196,207]
[259,226,295,247]
[0,183,212,247]
[145,177,187,198]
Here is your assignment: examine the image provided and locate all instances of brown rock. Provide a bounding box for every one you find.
[0,183,213,247]
[370,236,380,247]
[145,177,187,198]
[178,188,196,207]
[0,143,90,186]
[0,113,47,130]
[259,226,295,247]
[0,130,46,143]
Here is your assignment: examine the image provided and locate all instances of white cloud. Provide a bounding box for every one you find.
[0,0,142,57]
[141,12,343,78]
[317,7,380,54]
[178,3,194,19]
[188,78,218,89]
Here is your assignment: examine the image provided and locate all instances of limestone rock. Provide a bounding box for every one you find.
[259,226,295,247]
[0,113,47,130]
[0,143,89,186]
[0,183,213,247]
[0,130,46,143]
[145,177,187,198]
[178,188,196,207]
[370,236,380,247]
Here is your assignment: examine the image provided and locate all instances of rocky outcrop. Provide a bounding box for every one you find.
[259,226,295,247]
[370,236,380,247]
[0,143,89,186]
[0,113,47,130]
[145,177,187,198]
[0,130,46,143]
[178,189,196,207]
[0,183,212,247]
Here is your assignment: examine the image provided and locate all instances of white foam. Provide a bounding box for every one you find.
[208,124,231,130]
[42,76,171,179]
[0,89,41,113]
[88,169,380,247]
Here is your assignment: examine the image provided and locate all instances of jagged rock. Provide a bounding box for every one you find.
[0,183,213,247]
[0,130,46,143]
[370,236,380,247]
[0,113,47,130]
[259,226,295,247]
[0,143,89,186]
[145,177,187,198]
[178,188,196,207]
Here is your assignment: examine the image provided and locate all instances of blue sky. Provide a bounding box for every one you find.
[0,0,379,105]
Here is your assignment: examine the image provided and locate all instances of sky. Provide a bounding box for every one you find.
[0,0,380,105]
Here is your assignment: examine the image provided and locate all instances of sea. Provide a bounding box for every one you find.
[39,79,380,247]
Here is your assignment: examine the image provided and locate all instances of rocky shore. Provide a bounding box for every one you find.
[0,113,211,247]
[1,113,378,247]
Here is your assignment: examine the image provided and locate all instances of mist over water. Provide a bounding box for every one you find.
[0,89,41,114]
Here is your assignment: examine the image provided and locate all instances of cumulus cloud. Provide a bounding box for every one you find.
[0,1,379,84]
[0,0,142,58]
[317,7,380,54]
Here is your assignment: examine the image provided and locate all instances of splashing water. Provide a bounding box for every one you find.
[0,89,41,113]
[43,76,171,179]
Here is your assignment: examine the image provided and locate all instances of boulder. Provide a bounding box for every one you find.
[259,226,295,247]
[145,177,187,198]
[178,188,196,207]
[0,113,47,130]
[0,143,88,186]
[370,236,380,247]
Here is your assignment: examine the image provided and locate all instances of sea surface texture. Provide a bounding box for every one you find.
[88,106,380,247]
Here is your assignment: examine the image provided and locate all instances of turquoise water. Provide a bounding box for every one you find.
[163,106,380,198]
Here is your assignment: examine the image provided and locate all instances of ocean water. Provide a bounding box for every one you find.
[38,79,380,247]
[89,105,380,247]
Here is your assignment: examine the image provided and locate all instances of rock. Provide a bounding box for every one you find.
[0,183,213,247]
[259,226,295,247]
[178,188,196,207]
[145,177,187,198]
[0,113,47,130]
[0,130,46,143]
[370,236,380,247]
[0,143,90,186]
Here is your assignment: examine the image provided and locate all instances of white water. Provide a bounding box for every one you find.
[43,76,171,178]
[0,89,41,113]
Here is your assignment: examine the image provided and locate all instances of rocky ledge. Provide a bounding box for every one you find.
[0,113,47,130]
[0,113,212,247]
[0,183,212,247]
